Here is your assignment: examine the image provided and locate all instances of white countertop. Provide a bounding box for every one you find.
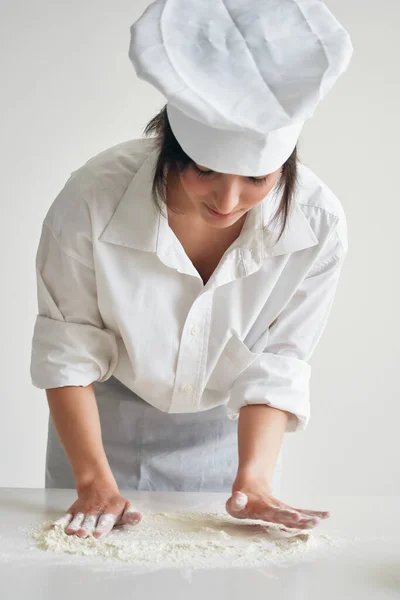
[0,488,398,599]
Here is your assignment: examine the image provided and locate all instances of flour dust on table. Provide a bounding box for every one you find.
[27,510,350,572]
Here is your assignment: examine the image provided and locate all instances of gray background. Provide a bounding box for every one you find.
[0,1,398,496]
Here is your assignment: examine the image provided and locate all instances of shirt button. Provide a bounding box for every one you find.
[190,326,199,336]
[183,384,193,393]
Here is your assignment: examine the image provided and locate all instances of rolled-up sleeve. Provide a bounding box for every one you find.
[30,222,118,389]
[226,228,347,433]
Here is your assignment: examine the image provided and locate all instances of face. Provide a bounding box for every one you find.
[167,161,282,229]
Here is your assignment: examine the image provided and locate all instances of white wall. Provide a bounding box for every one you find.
[0,1,398,497]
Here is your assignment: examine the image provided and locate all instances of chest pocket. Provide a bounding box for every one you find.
[205,334,263,393]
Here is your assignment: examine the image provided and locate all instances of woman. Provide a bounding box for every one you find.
[30,0,353,539]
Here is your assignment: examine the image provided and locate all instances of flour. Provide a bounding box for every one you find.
[27,511,349,572]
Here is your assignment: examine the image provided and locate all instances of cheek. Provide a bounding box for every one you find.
[181,173,211,198]
[246,191,266,207]
[244,180,279,206]
[247,182,275,203]
[255,173,281,200]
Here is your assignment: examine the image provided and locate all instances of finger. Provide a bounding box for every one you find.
[76,514,99,538]
[271,517,321,534]
[285,516,321,530]
[117,503,142,526]
[257,506,320,529]
[279,514,321,530]
[93,513,118,538]
[267,500,329,520]
[231,491,248,510]
[226,492,248,513]
[269,504,327,522]
[269,507,303,519]
[301,518,321,529]
[276,509,319,524]
[261,512,320,530]
[51,513,73,530]
[291,507,330,518]
[226,491,249,518]
[65,512,85,535]
[249,505,301,522]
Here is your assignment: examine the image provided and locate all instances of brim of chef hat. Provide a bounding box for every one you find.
[167,103,304,176]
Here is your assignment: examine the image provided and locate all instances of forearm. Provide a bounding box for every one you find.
[234,404,289,490]
[46,384,117,491]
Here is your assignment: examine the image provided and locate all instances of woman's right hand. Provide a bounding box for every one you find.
[50,479,142,538]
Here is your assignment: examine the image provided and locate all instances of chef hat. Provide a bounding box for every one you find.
[128,0,353,176]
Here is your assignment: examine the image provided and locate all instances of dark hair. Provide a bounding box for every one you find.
[142,104,298,242]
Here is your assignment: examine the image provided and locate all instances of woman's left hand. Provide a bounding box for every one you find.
[226,479,330,531]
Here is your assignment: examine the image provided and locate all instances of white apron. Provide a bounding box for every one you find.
[45,375,283,495]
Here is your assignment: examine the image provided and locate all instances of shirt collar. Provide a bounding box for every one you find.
[99,146,319,261]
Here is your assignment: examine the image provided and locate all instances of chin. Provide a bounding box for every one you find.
[204,216,243,229]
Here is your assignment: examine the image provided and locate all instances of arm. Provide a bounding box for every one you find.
[233,404,289,492]
[32,196,144,535]
[31,202,119,487]
[226,397,331,528]
[225,223,347,524]
[227,221,347,487]
[46,385,117,492]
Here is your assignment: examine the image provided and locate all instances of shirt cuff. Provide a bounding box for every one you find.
[225,352,311,433]
[30,315,118,389]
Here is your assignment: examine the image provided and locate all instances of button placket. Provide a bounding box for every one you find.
[179,319,202,394]
[170,293,211,411]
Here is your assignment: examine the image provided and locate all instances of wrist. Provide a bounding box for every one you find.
[75,469,118,494]
[233,466,273,494]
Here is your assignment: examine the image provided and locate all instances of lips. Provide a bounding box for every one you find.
[207,206,235,216]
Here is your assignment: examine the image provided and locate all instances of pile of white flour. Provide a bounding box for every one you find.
[27,510,349,571]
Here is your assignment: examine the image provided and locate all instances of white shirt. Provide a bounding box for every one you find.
[30,138,348,433]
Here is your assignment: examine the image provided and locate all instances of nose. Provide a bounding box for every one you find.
[213,201,240,215]
[212,186,241,214]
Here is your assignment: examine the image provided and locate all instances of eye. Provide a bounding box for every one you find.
[193,164,213,178]
[193,164,268,185]
[251,176,268,186]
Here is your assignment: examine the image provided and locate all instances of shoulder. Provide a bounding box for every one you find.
[295,162,348,255]
[42,137,155,238]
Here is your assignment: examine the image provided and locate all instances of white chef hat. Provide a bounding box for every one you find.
[128,0,353,176]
